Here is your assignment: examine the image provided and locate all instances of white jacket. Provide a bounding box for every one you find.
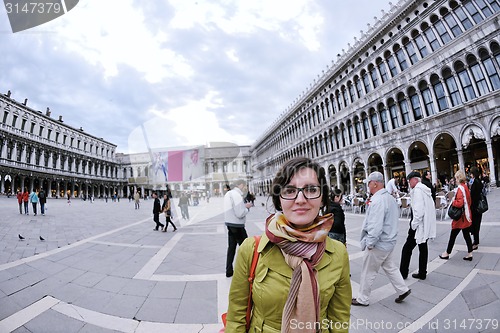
[224,187,249,228]
[410,182,437,244]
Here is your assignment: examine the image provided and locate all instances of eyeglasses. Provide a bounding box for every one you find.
[280,185,322,200]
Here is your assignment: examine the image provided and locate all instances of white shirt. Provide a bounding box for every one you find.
[386,178,399,196]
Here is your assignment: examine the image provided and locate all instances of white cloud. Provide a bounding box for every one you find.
[47,0,193,83]
[169,0,323,50]
[126,91,250,153]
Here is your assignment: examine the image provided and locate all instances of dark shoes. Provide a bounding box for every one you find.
[225,271,233,278]
[395,289,411,303]
[439,254,449,260]
[463,256,473,261]
[412,273,426,280]
[351,299,369,306]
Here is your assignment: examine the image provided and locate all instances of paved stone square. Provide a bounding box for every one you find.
[0,190,499,332]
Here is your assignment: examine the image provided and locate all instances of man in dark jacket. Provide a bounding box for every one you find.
[38,189,47,216]
[327,189,346,245]
[152,192,164,231]
[421,170,436,202]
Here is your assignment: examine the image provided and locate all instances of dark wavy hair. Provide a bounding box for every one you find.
[271,157,329,212]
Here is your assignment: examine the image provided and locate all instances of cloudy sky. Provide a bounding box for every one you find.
[0,0,392,153]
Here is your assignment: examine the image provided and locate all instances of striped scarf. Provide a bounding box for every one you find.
[265,212,333,333]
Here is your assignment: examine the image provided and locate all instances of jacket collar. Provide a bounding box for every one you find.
[257,234,335,278]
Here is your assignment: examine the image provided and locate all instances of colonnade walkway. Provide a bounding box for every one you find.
[0,189,499,332]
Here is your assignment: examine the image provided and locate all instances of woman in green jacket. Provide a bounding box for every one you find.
[226,157,351,333]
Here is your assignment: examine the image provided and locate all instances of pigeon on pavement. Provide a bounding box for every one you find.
[18,234,25,240]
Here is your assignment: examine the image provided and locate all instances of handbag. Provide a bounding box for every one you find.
[448,205,464,220]
[477,193,488,214]
[220,235,261,333]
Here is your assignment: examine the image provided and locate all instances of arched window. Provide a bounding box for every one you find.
[354,76,364,98]
[412,30,429,58]
[336,90,343,110]
[341,125,347,147]
[395,44,409,71]
[419,81,436,116]
[431,74,449,111]
[433,16,452,44]
[342,87,349,107]
[347,120,354,145]
[347,82,356,102]
[354,117,362,141]
[388,99,400,129]
[479,47,500,90]
[376,57,389,83]
[455,61,476,101]
[334,128,341,149]
[379,104,390,133]
[443,67,463,106]
[403,37,419,65]
[475,0,493,17]
[362,113,371,138]
[369,64,380,88]
[468,54,489,96]
[423,22,440,51]
[464,1,484,24]
[397,93,411,125]
[385,51,399,77]
[330,94,337,114]
[442,9,462,37]
[369,109,380,135]
[408,87,423,120]
[362,70,372,93]
[452,4,474,30]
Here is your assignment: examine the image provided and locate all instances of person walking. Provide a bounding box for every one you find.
[469,167,483,250]
[224,179,252,278]
[440,170,473,261]
[29,189,39,216]
[152,192,165,231]
[22,188,29,215]
[38,189,47,216]
[225,157,351,332]
[178,193,190,220]
[134,191,140,209]
[399,172,436,280]
[352,171,411,306]
[326,188,346,245]
[16,190,23,214]
[161,194,177,232]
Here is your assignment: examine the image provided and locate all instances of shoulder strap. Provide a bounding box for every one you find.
[245,235,261,331]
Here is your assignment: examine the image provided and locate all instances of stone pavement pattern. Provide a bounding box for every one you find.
[0,190,499,332]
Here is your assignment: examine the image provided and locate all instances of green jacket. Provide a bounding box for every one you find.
[226,234,351,333]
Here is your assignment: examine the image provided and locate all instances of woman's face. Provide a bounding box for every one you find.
[280,168,322,228]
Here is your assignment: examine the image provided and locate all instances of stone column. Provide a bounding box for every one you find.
[404,159,412,177]
[485,140,497,185]
[429,155,437,185]
[457,148,465,172]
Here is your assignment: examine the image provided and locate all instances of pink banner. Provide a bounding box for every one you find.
[168,151,183,181]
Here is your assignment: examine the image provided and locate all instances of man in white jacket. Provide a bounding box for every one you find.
[224,179,253,277]
[399,171,437,280]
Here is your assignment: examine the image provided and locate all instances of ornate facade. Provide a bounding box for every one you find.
[251,0,500,195]
[0,91,122,198]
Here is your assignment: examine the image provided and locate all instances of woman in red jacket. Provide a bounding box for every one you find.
[439,170,473,261]
[22,189,29,215]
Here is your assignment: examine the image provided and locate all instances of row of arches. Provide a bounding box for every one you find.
[254,122,499,196]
